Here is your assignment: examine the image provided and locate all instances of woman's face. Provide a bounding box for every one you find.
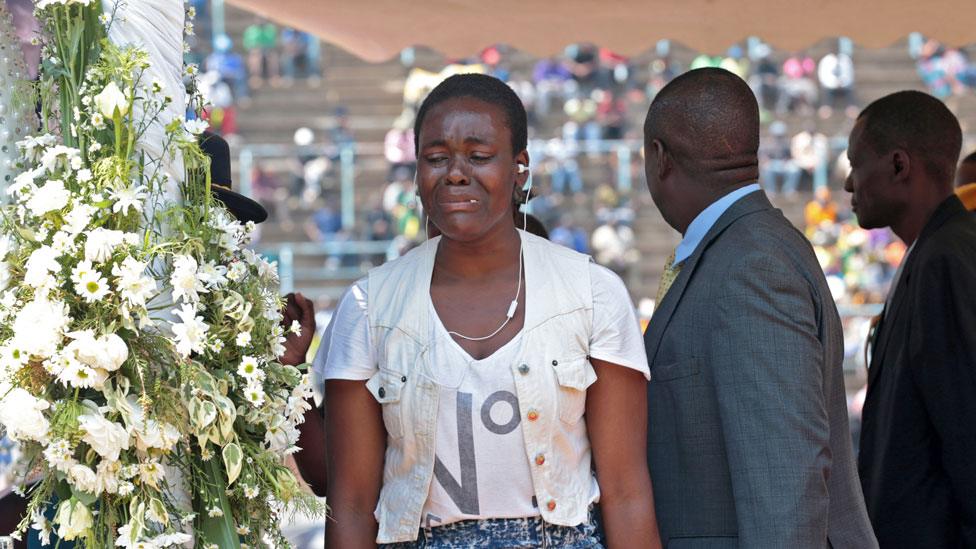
[417,97,528,243]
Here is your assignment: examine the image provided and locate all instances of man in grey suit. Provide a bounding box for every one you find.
[642,68,877,548]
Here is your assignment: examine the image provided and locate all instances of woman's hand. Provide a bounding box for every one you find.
[325,379,386,548]
[279,292,315,366]
[586,358,662,549]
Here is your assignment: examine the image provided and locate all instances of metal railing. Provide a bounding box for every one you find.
[254,239,397,295]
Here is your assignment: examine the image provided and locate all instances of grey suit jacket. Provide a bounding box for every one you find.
[644,191,877,549]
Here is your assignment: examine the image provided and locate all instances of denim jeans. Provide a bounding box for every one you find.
[762,159,802,195]
[551,160,583,195]
[380,513,604,548]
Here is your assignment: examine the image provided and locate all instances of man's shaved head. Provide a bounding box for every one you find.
[644,68,760,186]
[857,90,961,187]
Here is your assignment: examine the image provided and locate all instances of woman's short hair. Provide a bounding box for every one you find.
[414,73,528,157]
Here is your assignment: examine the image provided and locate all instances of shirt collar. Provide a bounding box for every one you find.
[674,183,762,265]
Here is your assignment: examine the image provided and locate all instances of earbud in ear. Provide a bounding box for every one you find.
[517,164,529,174]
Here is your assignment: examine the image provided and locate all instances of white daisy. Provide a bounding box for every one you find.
[237,355,262,380]
[184,118,209,135]
[289,319,302,337]
[244,383,265,407]
[235,331,251,347]
[70,259,96,285]
[58,359,100,389]
[117,481,135,496]
[91,111,106,130]
[209,339,225,353]
[75,269,110,302]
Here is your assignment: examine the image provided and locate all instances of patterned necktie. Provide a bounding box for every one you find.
[654,250,682,311]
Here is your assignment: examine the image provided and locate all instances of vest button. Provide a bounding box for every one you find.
[551,359,558,366]
[527,410,539,421]
[547,499,557,511]
[535,453,546,466]
[378,387,386,398]
[401,375,407,383]
[518,364,530,375]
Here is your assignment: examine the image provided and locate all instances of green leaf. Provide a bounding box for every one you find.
[189,397,217,430]
[213,394,236,422]
[198,457,242,549]
[217,416,235,445]
[126,499,145,544]
[148,497,169,527]
[222,442,243,486]
[199,401,218,428]
[71,488,98,506]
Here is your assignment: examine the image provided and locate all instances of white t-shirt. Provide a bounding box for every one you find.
[314,262,649,528]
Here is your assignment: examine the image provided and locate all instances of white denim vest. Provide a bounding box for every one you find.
[366,230,598,543]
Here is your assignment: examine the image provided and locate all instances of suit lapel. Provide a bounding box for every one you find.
[644,191,775,366]
[867,195,968,383]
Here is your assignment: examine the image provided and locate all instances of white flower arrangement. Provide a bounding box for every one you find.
[0,1,321,547]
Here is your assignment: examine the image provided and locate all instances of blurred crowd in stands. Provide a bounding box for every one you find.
[186,10,322,140]
[180,11,976,309]
[910,33,976,100]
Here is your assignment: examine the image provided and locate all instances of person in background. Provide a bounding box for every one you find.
[205,34,248,102]
[280,28,312,83]
[532,55,572,116]
[643,68,877,548]
[719,44,749,79]
[384,109,417,181]
[242,18,278,87]
[550,214,590,253]
[760,120,802,196]
[791,122,830,190]
[779,52,818,114]
[804,186,839,231]
[817,48,855,118]
[954,150,976,211]
[328,106,356,163]
[591,210,637,276]
[848,91,976,549]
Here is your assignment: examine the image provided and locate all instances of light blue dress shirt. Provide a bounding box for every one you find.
[674,183,762,265]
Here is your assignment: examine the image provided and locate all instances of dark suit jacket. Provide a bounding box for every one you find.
[858,195,976,549]
[645,191,876,548]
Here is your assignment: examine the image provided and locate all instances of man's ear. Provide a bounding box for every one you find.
[891,149,911,183]
[652,139,672,181]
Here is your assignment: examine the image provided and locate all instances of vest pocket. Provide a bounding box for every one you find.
[552,356,596,424]
[366,369,406,439]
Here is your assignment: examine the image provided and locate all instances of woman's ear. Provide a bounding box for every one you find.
[515,150,531,185]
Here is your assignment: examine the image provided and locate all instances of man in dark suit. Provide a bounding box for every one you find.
[848,91,976,548]
[642,67,877,548]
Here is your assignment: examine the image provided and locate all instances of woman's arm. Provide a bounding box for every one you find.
[325,379,386,549]
[586,358,661,549]
[277,292,329,496]
[293,403,328,497]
